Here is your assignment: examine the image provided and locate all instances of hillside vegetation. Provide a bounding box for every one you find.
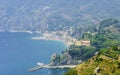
[64,46,120,75]
[50,18,120,66]
[63,18,120,75]
[1,0,120,31]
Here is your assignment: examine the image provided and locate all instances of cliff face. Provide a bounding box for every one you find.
[50,51,82,66]
[50,45,97,66]
[64,46,120,75]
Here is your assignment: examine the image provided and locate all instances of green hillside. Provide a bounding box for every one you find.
[64,46,120,75]
[1,0,120,31]
[50,18,120,66]
[64,18,120,75]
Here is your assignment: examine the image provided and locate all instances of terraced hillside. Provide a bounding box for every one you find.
[64,46,120,75]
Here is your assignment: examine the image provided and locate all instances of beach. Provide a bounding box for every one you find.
[31,31,77,47]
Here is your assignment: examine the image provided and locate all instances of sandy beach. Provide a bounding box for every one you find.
[31,31,77,47]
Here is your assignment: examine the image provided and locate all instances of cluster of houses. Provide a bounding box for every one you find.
[74,40,90,46]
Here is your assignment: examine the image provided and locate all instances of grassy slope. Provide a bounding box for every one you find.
[65,47,120,75]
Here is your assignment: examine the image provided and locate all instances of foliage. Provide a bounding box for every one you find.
[64,69,77,75]
[68,46,96,61]
[1,1,120,31]
[65,46,120,75]
[99,18,120,28]
[64,18,120,75]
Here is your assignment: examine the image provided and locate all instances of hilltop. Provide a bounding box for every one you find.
[0,0,120,31]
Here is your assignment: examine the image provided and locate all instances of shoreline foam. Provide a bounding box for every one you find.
[31,31,77,48]
[0,30,76,47]
[0,30,42,34]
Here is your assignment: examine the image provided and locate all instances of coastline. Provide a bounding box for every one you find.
[0,30,42,34]
[31,31,77,48]
[2,30,81,70]
[0,32,68,75]
[0,30,77,47]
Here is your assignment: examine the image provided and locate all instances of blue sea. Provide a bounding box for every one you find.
[0,32,68,75]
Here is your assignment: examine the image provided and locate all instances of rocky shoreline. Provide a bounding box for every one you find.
[50,51,83,66]
[31,31,83,66]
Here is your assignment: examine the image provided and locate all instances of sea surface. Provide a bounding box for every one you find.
[0,32,68,75]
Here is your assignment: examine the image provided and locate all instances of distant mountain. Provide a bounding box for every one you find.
[0,0,120,31]
[64,46,120,75]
